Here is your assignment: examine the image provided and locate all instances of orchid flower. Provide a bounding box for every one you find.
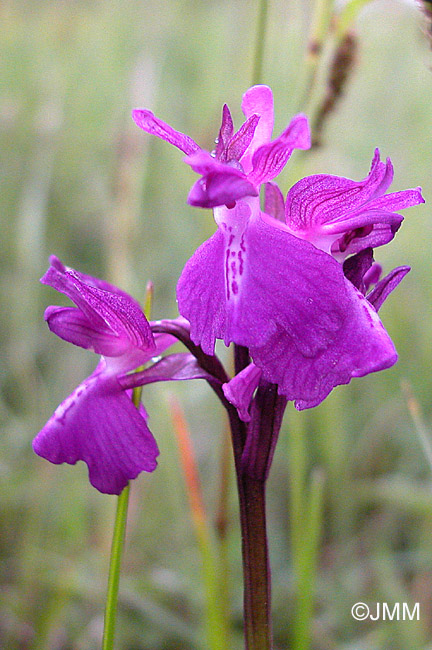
[133,85,310,210]
[33,256,209,494]
[266,149,423,260]
[133,85,424,410]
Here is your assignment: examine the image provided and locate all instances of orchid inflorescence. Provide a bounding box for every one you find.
[34,85,423,496]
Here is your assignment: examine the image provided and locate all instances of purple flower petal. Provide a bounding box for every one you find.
[229,216,350,350]
[235,219,398,408]
[248,113,311,185]
[119,353,218,390]
[179,212,349,355]
[44,305,130,357]
[48,256,136,303]
[215,104,234,159]
[323,209,403,235]
[132,109,199,155]
[225,114,260,163]
[41,258,154,355]
[177,229,227,355]
[285,152,391,231]
[366,266,410,312]
[264,182,285,222]
[285,150,423,257]
[365,187,424,213]
[250,279,397,410]
[222,364,262,422]
[178,212,400,408]
[188,172,258,208]
[332,219,402,258]
[33,362,159,494]
[342,248,374,293]
[240,85,275,173]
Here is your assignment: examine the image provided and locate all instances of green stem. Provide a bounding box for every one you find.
[251,0,269,85]
[102,483,130,650]
[102,381,144,650]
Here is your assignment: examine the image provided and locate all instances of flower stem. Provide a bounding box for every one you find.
[102,483,130,650]
[237,475,272,650]
[230,345,274,650]
[252,0,269,85]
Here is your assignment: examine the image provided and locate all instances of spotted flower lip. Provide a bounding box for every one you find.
[132,85,311,209]
[224,248,411,418]
[33,257,210,494]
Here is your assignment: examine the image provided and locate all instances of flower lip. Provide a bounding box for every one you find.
[33,362,160,494]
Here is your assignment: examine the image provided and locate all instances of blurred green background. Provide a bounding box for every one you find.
[1,0,432,648]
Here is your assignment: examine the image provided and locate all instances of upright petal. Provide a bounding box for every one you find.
[132,109,199,155]
[248,114,310,186]
[33,363,159,494]
[225,114,260,163]
[215,104,234,159]
[285,151,393,233]
[240,85,274,173]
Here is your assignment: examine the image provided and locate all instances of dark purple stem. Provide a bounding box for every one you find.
[150,324,279,649]
[233,346,285,650]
